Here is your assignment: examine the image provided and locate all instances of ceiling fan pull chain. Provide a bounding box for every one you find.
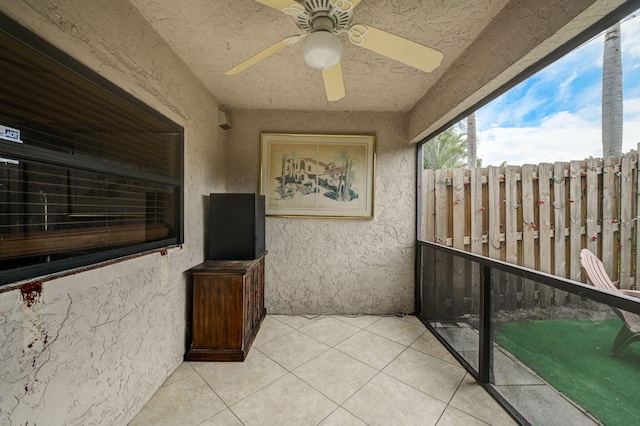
[348,24,368,45]
[282,2,306,15]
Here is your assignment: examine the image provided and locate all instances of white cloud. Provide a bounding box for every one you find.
[464,10,640,165]
[540,110,588,129]
[558,70,579,99]
[622,14,640,58]
[538,33,603,80]
[477,107,640,167]
[476,86,547,129]
[478,112,601,166]
[471,11,640,168]
[624,99,640,151]
[625,97,640,115]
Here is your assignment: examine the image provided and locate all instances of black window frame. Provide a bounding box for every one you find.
[0,13,184,287]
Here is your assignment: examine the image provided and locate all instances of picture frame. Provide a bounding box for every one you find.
[260,133,376,218]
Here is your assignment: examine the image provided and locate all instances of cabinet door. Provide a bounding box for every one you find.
[192,274,243,350]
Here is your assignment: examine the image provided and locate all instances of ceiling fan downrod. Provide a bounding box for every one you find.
[294,0,354,34]
[309,15,335,33]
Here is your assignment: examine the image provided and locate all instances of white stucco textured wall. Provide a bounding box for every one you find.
[0,1,225,424]
[226,110,416,315]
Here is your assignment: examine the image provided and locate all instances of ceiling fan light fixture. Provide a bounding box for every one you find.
[302,31,343,69]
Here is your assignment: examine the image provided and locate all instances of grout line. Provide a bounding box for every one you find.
[441,372,495,426]
[192,362,230,410]
[267,314,410,425]
[263,341,333,374]
[135,315,514,426]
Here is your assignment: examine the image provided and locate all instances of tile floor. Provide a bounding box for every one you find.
[129,315,518,426]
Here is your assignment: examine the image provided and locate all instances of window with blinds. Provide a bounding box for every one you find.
[0,14,184,286]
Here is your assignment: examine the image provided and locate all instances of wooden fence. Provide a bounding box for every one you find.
[421,148,640,314]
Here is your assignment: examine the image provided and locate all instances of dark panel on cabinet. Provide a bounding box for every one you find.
[208,193,265,260]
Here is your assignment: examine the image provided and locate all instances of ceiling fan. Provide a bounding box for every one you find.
[225,0,444,102]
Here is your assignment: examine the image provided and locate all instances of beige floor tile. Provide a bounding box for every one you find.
[199,409,244,426]
[334,315,382,329]
[319,407,367,425]
[162,362,196,387]
[189,360,218,376]
[410,331,460,365]
[133,316,516,426]
[342,373,446,426]
[299,316,361,346]
[293,348,377,404]
[437,405,490,425]
[252,315,295,348]
[449,373,519,426]
[334,329,406,370]
[271,314,321,329]
[397,314,424,326]
[258,330,330,370]
[199,349,287,405]
[231,373,337,426]
[383,348,466,403]
[129,373,225,426]
[365,316,426,346]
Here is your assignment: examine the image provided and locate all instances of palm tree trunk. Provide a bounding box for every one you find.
[467,112,477,168]
[602,22,623,157]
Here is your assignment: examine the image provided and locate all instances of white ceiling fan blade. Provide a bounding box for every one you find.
[322,63,345,102]
[225,35,304,75]
[348,24,444,72]
[254,0,305,15]
[329,0,362,12]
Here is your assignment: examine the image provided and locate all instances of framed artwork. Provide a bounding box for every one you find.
[260,133,375,218]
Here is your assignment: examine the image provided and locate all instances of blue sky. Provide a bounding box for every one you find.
[475,12,640,166]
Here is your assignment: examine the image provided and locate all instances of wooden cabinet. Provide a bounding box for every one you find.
[186,253,266,361]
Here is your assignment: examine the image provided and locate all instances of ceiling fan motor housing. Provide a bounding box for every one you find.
[294,0,354,34]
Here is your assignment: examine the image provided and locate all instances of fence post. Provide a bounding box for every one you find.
[585,158,600,255]
[602,157,618,281]
[505,166,519,310]
[620,151,635,289]
[470,168,484,313]
[521,164,537,307]
[452,169,467,315]
[568,160,584,303]
[422,169,435,241]
[434,169,451,316]
[538,163,553,306]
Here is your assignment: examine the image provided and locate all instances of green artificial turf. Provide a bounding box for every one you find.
[495,319,640,426]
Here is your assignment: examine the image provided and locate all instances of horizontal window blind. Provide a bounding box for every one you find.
[0,14,183,285]
[0,22,181,178]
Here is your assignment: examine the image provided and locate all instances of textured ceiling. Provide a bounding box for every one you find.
[128,0,511,112]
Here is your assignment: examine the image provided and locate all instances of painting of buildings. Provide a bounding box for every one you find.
[260,134,375,218]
